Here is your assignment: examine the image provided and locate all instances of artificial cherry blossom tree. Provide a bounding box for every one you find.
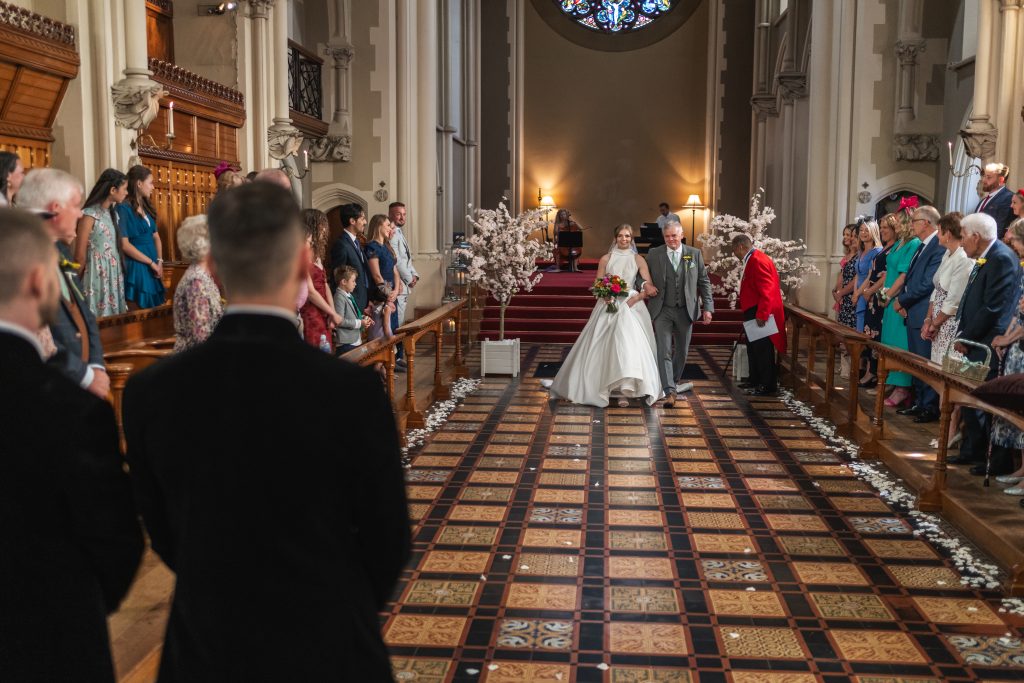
[456,202,554,340]
[698,190,820,308]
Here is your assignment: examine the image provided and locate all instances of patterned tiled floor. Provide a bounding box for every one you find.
[385,345,1024,682]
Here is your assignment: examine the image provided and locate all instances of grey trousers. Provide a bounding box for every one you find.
[396,290,409,326]
[653,305,693,394]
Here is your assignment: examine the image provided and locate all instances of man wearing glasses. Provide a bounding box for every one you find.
[892,205,944,423]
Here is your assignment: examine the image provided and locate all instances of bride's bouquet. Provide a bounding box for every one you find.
[591,274,630,313]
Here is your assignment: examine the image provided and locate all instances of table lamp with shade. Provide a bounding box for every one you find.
[683,194,704,246]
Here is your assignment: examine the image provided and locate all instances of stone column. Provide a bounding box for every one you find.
[395,0,415,210]
[267,0,302,160]
[416,0,439,257]
[246,0,274,168]
[962,0,997,160]
[110,0,164,139]
[996,0,1022,161]
[309,0,354,163]
[894,0,924,129]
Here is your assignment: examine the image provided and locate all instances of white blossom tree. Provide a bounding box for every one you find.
[698,190,820,308]
[455,202,554,340]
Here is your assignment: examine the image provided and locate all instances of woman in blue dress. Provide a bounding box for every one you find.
[116,165,166,309]
[364,214,402,340]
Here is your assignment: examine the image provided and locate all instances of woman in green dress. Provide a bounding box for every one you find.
[879,211,921,407]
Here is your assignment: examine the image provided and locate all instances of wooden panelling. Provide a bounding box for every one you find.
[146,0,174,64]
[139,156,218,263]
[0,2,78,158]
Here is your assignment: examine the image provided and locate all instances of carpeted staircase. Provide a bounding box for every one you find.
[478,271,743,345]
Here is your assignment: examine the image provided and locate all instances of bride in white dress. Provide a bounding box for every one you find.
[545,224,662,407]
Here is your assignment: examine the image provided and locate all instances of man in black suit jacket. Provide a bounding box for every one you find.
[328,202,370,311]
[0,209,143,682]
[124,183,410,681]
[949,212,1022,473]
[16,168,109,398]
[892,206,945,422]
[973,163,1015,239]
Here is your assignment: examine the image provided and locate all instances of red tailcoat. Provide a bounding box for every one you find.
[738,249,787,353]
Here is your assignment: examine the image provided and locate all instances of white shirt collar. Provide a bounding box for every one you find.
[668,245,683,256]
[0,320,45,359]
[978,241,996,261]
[224,305,299,324]
[920,230,937,247]
[346,230,360,244]
[986,186,1007,199]
[743,248,755,264]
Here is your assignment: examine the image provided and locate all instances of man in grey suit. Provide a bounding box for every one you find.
[643,221,714,407]
[389,201,419,326]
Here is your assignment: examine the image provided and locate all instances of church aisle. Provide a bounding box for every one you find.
[385,345,1024,683]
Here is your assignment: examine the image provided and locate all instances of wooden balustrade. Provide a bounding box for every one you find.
[394,299,469,428]
[340,332,406,400]
[780,303,1024,595]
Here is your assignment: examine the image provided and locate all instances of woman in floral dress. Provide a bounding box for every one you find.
[173,215,223,352]
[74,168,128,317]
[989,219,1024,493]
[832,224,859,378]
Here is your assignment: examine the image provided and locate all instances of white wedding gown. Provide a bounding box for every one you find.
[547,248,662,407]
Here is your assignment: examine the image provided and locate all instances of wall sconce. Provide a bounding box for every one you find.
[947,140,981,178]
[683,194,705,246]
[203,2,238,15]
[135,101,175,152]
[282,149,311,180]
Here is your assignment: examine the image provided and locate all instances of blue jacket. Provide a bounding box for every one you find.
[897,233,945,329]
[974,186,1015,239]
[955,239,1022,369]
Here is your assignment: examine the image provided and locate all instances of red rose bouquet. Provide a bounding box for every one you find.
[591,274,630,313]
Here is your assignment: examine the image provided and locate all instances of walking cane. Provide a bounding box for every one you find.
[983,349,1007,488]
[722,332,745,380]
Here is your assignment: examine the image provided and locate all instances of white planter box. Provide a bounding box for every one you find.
[481,338,520,377]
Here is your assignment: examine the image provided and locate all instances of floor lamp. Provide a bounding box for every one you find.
[684,194,704,247]
[538,188,555,241]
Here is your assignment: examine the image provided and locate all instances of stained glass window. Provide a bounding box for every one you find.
[556,0,673,33]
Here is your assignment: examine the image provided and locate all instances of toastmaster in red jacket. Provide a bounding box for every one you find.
[731,234,786,395]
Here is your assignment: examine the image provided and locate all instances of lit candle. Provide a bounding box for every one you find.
[303,149,309,168]
[947,140,953,167]
[167,101,175,137]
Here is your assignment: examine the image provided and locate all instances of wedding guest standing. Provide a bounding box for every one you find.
[75,169,128,317]
[0,209,143,682]
[333,265,373,355]
[123,183,410,681]
[731,234,785,396]
[855,219,894,387]
[299,208,342,350]
[173,215,223,352]
[949,212,1021,471]
[879,212,920,408]
[365,213,402,342]
[923,213,973,365]
[973,162,1014,239]
[389,201,419,327]
[329,202,369,309]
[116,165,166,310]
[1011,187,1023,221]
[0,150,25,206]
[989,219,1024,490]
[832,224,858,378]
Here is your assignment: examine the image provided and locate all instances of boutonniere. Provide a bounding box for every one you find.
[976,258,987,267]
[58,256,80,272]
[683,254,694,268]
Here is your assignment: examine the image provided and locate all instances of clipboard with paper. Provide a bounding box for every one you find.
[743,314,779,342]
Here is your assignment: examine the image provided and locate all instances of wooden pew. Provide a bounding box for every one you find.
[779,302,1024,595]
[99,304,176,352]
[395,299,469,428]
[340,332,406,401]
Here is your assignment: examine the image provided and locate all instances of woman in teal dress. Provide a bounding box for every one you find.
[116,165,166,309]
[879,211,921,407]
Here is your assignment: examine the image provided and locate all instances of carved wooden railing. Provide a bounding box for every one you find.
[395,299,469,427]
[340,333,406,400]
[781,303,1024,595]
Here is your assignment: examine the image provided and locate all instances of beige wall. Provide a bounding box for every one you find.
[521,0,709,258]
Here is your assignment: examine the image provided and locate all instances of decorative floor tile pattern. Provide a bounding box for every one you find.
[385,345,1023,681]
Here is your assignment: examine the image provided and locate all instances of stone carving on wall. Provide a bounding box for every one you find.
[308,135,352,162]
[246,0,275,20]
[267,125,303,160]
[960,127,998,161]
[111,81,167,130]
[776,72,808,102]
[893,134,940,162]
[750,93,779,120]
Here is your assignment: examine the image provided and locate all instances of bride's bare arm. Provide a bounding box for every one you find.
[595,254,610,280]
[635,255,657,296]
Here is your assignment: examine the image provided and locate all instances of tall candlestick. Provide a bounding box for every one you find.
[947,140,953,167]
[167,101,175,138]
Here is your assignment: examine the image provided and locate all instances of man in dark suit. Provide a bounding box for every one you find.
[328,202,370,311]
[0,209,143,682]
[892,205,945,422]
[949,212,1022,474]
[124,183,410,681]
[16,168,109,398]
[973,162,1015,239]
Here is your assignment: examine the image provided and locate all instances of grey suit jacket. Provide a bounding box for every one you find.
[49,244,104,386]
[390,226,418,286]
[332,290,364,346]
[644,244,714,321]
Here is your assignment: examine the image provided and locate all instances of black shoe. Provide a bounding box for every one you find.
[737,381,753,389]
[751,386,778,396]
[969,464,1014,476]
[897,404,922,416]
[913,411,939,424]
[947,456,982,465]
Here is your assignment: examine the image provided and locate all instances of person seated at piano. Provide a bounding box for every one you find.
[656,202,681,230]
[554,208,582,272]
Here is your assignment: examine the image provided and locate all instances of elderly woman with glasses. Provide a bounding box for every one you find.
[173,215,223,352]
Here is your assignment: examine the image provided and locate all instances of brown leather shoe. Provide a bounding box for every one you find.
[663,391,676,408]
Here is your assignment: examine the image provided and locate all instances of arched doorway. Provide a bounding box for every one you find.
[873,190,931,219]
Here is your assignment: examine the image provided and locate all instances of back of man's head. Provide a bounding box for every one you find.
[254,167,291,190]
[15,168,82,212]
[961,212,998,242]
[207,183,303,299]
[0,209,58,326]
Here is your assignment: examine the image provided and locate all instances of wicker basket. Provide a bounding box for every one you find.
[942,338,992,381]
